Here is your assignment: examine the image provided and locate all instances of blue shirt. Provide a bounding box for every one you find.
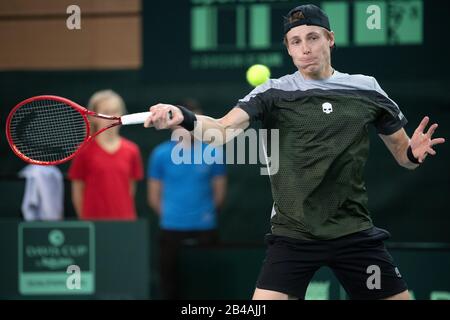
[148,140,226,230]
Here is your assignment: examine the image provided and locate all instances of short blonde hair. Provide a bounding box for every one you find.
[87,89,127,115]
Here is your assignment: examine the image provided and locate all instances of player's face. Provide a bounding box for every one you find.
[286,25,334,79]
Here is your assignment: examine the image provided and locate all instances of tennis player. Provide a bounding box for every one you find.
[144,4,445,299]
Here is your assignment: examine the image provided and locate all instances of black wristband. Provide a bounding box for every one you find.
[177,105,197,131]
[407,146,420,164]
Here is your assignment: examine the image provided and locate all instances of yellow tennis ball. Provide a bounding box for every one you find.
[246,64,271,87]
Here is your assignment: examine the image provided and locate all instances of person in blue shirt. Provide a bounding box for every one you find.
[147,101,227,299]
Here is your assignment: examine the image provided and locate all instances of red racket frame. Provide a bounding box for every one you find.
[6,95,122,165]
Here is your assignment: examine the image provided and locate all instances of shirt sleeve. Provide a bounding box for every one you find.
[211,148,226,177]
[236,81,275,122]
[371,78,408,135]
[148,147,164,180]
[68,150,87,181]
[131,145,144,180]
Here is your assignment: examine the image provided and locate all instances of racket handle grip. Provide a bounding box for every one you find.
[120,112,152,125]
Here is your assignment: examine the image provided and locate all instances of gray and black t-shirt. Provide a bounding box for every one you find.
[236,70,407,240]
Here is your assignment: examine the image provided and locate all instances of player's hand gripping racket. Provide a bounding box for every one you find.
[5,95,167,165]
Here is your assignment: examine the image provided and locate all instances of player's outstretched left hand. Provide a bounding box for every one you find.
[410,116,445,163]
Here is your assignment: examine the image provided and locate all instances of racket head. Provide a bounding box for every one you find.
[6,95,90,165]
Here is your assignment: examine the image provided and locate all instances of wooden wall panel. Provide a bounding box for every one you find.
[0,0,141,70]
[0,0,140,16]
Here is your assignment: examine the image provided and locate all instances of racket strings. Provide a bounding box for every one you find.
[9,99,87,163]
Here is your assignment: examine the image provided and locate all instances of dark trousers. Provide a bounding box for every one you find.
[159,229,219,300]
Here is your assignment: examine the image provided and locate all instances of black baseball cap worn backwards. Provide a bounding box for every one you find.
[284,4,331,35]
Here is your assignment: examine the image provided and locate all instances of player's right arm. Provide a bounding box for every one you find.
[144,104,250,146]
[71,180,84,218]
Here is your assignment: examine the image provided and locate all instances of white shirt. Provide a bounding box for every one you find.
[19,165,64,221]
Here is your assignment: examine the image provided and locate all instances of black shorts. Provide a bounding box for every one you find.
[256,227,408,300]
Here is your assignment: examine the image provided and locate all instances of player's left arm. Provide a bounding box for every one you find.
[379,116,445,169]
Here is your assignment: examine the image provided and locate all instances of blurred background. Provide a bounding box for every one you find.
[0,0,449,300]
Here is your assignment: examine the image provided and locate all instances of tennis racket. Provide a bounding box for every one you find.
[6,95,163,165]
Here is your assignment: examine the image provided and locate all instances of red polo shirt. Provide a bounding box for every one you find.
[68,138,143,220]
